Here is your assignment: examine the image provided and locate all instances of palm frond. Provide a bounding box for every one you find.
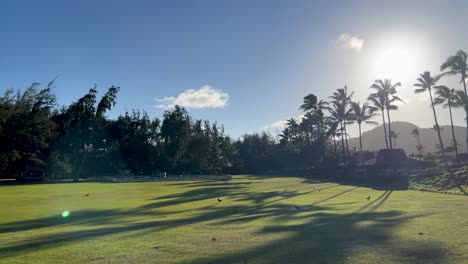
[365,120,379,125]
[414,88,426,93]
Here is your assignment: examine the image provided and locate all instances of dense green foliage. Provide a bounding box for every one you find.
[0,84,237,178]
[2,50,468,179]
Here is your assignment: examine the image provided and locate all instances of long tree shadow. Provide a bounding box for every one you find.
[312,186,360,205]
[192,210,447,264]
[354,190,392,213]
[0,180,453,263]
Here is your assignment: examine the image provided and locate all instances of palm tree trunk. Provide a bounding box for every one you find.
[386,109,393,149]
[358,123,363,151]
[463,76,468,152]
[344,124,351,159]
[462,73,467,95]
[333,134,338,158]
[320,126,326,163]
[448,103,459,164]
[340,121,346,166]
[381,109,389,149]
[429,89,448,165]
[417,134,422,157]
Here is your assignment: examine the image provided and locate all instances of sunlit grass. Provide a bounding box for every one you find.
[0,176,467,263]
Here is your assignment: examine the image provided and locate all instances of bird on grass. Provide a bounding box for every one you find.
[212,237,217,241]
[366,196,370,200]
[217,198,222,203]
[294,205,301,210]
[85,194,90,197]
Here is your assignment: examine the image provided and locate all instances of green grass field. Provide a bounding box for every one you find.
[1,176,467,264]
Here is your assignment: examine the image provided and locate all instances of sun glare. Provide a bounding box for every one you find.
[369,35,424,84]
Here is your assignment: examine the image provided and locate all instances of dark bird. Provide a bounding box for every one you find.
[217,198,222,203]
[212,237,217,241]
[366,196,370,200]
[85,194,90,196]
[294,205,300,210]
[419,232,424,235]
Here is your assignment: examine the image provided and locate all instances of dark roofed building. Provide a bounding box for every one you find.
[333,149,434,188]
[348,149,434,169]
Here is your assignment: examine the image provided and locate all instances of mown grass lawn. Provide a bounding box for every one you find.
[1,176,467,264]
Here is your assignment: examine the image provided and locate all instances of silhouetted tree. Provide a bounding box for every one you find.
[370,79,404,149]
[160,106,191,173]
[390,131,399,148]
[434,86,459,160]
[411,128,423,158]
[329,86,353,160]
[441,50,468,151]
[414,71,449,166]
[368,89,389,149]
[349,101,378,151]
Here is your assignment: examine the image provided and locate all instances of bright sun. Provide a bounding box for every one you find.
[369,34,423,84]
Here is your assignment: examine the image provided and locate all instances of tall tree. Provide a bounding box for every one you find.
[299,94,329,162]
[349,101,378,151]
[370,79,404,149]
[0,82,57,177]
[368,89,389,149]
[411,128,423,157]
[414,71,449,166]
[328,101,351,165]
[441,50,468,95]
[160,106,191,172]
[434,86,459,160]
[390,131,399,148]
[441,50,468,151]
[53,85,120,181]
[329,86,353,159]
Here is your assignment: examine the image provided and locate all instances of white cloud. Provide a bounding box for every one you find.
[269,114,306,129]
[271,120,288,128]
[156,85,229,109]
[337,33,364,51]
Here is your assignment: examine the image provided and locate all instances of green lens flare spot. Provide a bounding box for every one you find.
[61,211,70,217]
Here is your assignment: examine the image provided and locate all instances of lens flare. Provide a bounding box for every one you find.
[61,211,70,217]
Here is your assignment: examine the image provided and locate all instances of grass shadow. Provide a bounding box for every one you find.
[0,179,454,263]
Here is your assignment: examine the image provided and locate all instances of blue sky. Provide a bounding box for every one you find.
[1,0,468,138]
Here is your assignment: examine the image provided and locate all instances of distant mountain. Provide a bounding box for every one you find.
[347,121,467,155]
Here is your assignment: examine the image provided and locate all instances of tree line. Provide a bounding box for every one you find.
[0,50,467,179]
[0,84,237,180]
[275,49,468,168]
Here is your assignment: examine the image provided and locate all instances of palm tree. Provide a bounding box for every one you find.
[299,94,329,159]
[411,128,423,157]
[434,86,459,160]
[286,118,299,141]
[441,50,468,151]
[368,89,389,149]
[370,79,404,149]
[324,117,339,159]
[329,86,353,159]
[349,101,378,151]
[390,131,399,148]
[440,50,467,95]
[299,94,328,112]
[328,102,351,165]
[414,71,449,166]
